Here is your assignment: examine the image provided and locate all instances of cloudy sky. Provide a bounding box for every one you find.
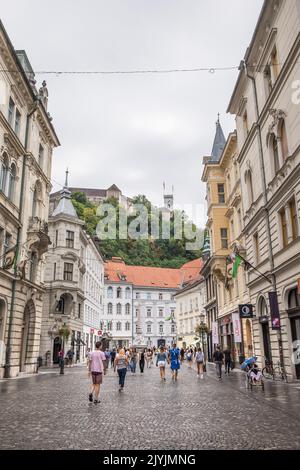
[1,0,263,227]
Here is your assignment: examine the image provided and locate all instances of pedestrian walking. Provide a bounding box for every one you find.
[213,346,224,380]
[139,349,145,373]
[130,348,137,373]
[110,348,116,368]
[87,341,106,404]
[180,347,185,364]
[168,343,180,381]
[195,347,205,379]
[66,349,74,367]
[156,346,168,381]
[186,348,193,368]
[224,348,232,375]
[146,349,153,368]
[103,348,110,375]
[114,348,129,392]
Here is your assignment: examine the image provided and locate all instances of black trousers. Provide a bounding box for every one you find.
[225,360,231,373]
[139,360,145,373]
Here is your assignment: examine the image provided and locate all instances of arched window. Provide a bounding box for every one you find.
[0,153,9,194]
[125,303,130,315]
[270,133,280,174]
[245,170,254,208]
[8,163,16,202]
[107,286,113,298]
[288,288,300,309]
[117,303,122,315]
[116,321,121,331]
[125,287,131,299]
[278,119,289,162]
[258,296,268,316]
[125,321,130,331]
[32,181,42,217]
[107,303,113,315]
[116,287,122,298]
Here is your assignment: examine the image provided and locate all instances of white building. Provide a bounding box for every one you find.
[0,21,60,378]
[103,257,203,348]
[83,236,104,357]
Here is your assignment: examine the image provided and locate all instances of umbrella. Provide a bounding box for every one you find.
[241,356,257,370]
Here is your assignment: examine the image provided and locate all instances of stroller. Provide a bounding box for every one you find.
[241,356,264,391]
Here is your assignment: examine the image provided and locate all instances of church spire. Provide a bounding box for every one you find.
[210,114,226,162]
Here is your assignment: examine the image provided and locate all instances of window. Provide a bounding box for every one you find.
[136,292,140,299]
[278,120,289,162]
[66,230,74,248]
[135,308,139,317]
[264,64,273,96]
[147,308,151,317]
[190,299,193,311]
[2,232,11,268]
[125,287,131,299]
[125,303,130,315]
[147,292,151,300]
[217,184,225,203]
[237,209,242,233]
[159,324,164,334]
[253,232,260,264]
[125,321,130,331]
[171,308,175,318]
[117,287,122,298]
[8,98,15,126]
[0,154,9,194]
[159,293,163,300]
[53,263,56,280]
[243,110,249,138]
[171,323,176,334]
[63,262,73,281]
[271,46,280,82]
[147,323,152,334]
[78,303,81,319]
[289,198,298,241]
[220,228,228,249]
[116,322,121,331]
[107,321,113,330]
[117,303,122,315]
[270,133,280,174]
[279,208,288,248]
[55,230,58,246]
[107,303,113,315]
[159,308,163,317]
[8,163,16,202]
[14,109,21,136]
[38,145,44,169]
[245,170,254,207]
[107,286,113,298]
[230,219,235,241]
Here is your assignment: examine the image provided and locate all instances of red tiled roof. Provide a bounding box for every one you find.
[105,257,202,288]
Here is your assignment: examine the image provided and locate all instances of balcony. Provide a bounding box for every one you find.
[27,217,51,257]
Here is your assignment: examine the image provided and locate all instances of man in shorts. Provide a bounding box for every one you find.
[87,341,106,404]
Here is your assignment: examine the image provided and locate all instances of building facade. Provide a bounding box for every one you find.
[227,0,300,378]
[0,21,59,378]
[202,129,253,363]
[83,236,104,358]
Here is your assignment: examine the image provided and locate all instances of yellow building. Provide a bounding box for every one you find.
[201,120,253,363]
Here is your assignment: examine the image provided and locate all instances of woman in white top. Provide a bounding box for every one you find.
[195,347,205,379]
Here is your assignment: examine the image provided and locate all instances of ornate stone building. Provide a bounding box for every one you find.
[0,21,60,378]
[227,0,300,378]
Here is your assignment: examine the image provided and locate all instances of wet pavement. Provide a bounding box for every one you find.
[0,361,299,450]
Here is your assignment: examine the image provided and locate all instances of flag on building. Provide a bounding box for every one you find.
[231,253,242,278]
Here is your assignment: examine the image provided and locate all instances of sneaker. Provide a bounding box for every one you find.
[88,393,93,402]
[201,374,203,379]
[197,374,200,378]
[94,399,100,404]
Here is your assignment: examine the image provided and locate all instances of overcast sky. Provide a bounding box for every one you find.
[1,0,263,227]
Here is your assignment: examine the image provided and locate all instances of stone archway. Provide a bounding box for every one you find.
[20,300,35,372]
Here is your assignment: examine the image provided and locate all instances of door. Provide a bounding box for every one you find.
[53,336,62,364]
[291,317,300,379]
[262,322,272,363]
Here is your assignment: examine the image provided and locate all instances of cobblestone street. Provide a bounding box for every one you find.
[0,363,300,450]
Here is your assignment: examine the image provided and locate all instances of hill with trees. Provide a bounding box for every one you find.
[71,192,203,268]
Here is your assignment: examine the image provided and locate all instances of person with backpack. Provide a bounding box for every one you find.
[195,347,205,379]
[114,348,129,392]
[224,348,232,375]
[213,346,224,380]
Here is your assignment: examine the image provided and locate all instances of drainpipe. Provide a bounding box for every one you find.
[242,61,285,373]
[4,101,38,378]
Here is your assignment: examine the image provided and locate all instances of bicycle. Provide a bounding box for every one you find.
[262,359,288,382]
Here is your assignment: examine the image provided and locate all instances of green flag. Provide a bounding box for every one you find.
[165,316,172,321]
[232,254,242,278]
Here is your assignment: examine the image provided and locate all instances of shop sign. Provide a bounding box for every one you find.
[239,304,254,318]
[268,291,281,330]
[212,321,219,345]
[232,313,242,342]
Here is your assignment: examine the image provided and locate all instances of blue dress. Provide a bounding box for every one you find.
[169,348,180,370]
